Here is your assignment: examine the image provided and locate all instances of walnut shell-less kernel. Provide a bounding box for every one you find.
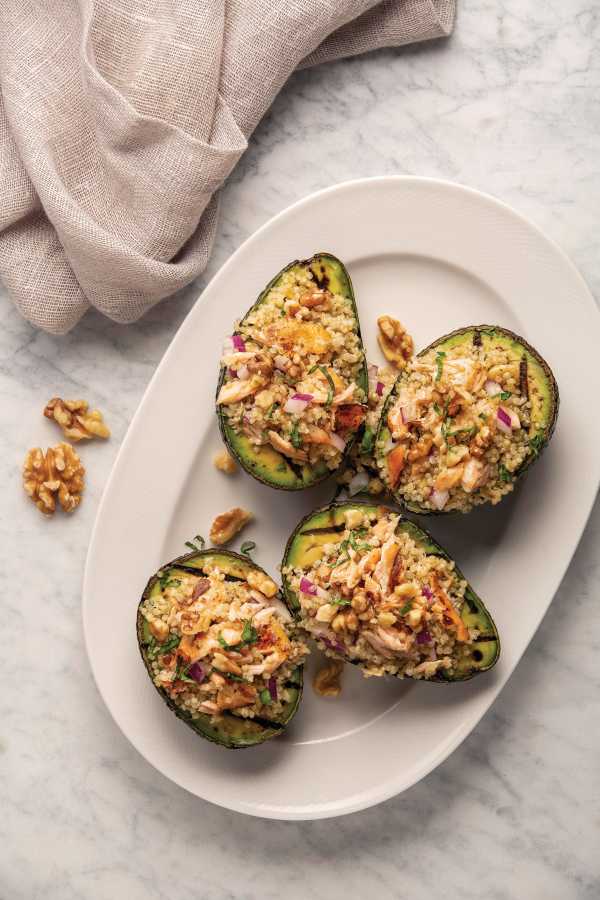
[313,658,344,698]
[377,315,414,369]
[213,449,238,475]
[23,442,85,515]
[209,507,253,546]
[44,397,110,442]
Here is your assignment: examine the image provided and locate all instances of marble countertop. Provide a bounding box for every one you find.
[2,0,599,897]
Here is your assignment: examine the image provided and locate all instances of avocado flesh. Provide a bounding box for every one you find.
[217,252,368,491]
[376,325,559,515]
[137,550,303,749]
[282,501,500,682]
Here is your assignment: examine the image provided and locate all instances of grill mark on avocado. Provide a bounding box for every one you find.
[473,634,497,642]
[163,564,246,582]
[473,330,482,347]
[250,716,285,730]
[311,262,330,290]
[300,524,347,536]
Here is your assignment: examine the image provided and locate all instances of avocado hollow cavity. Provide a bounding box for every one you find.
[282,501,500,682]
[216,253,368,490]
[137,550,306,748]
[375,325,559,514]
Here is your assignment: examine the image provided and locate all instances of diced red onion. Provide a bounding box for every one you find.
[188,662,206,684]
[232,335,246,352]
[497,406,513,433]
[348,470,370,496]
[323,636,346,654]
[368,363,379,379]
[416,630,432,645]
[329,433,346,453]
[284,392,313,415]
[484,379,502,396]
[376,381,384,397]
[267,676,278,702]
[422,585,433,601]
[237,364,250,381]
[300,577,318,595]
[284,396,308,415]
[400,401,418,423]
[430,488,449,510]
[228,368,237,378]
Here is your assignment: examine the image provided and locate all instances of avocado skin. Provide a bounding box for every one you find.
[137,549,303,749]
[216,252,368,491]
[376,324,559,516]
[282,500,500,682]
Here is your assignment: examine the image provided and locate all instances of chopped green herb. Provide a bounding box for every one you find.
[290,421,302,449]
[220,670,248,683]
[241,620,258,645]
[399,601,413,616]
[435,351,446,382]
[266,402,279,420]
[240,540,256,558]
[318,365,335,406]
[185,534,206,552]
[360,425,374,455]
[433,402,442,417]
[260,688,272,705]
[479,413,488,421]
[280,307,286,317]
[499,391,512,401]
[529,432,545,455]
[148,633,180,659]
[498,463,512,483]
[331,596,351,606]
[446,426,477,440]
[348,530,372,553]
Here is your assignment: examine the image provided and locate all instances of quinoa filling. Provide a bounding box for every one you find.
[378,337,536,512]
[140,563,308,721]
[217,263,367,471]
[283,507,477,679]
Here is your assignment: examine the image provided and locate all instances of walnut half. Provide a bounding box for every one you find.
[209,507,253,546]
[377,315,414,369]
[44,398,110,442]
[23,443,85,515]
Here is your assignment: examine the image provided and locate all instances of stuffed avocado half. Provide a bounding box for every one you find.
[282,501,500,682]
[217,253,368,490]
[375,325,559,514]
[137,549,307,749]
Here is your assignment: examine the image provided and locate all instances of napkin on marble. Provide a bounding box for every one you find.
[0,1,455,334]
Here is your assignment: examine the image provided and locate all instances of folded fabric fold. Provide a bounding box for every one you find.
[0,0,455,333]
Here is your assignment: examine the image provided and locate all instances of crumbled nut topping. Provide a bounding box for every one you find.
[44,397,110,442]
[213,449,237,475]
[377,315,414,369]
[209,507,253,546]
[23,442,85,515]
[313,658,344,697]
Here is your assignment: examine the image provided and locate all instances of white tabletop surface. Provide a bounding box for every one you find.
[2,1,599,897]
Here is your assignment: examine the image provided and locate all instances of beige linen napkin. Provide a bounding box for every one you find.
[0,1,455,334]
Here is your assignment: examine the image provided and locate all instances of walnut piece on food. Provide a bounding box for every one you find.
[313,658,344,698]
[23,442,85,515]
[213,449,238,475]
[209,507,253,546]
[377,315,414,369]
[44,397,110,442]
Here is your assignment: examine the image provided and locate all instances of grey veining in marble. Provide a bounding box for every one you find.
[1,0,599,897]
